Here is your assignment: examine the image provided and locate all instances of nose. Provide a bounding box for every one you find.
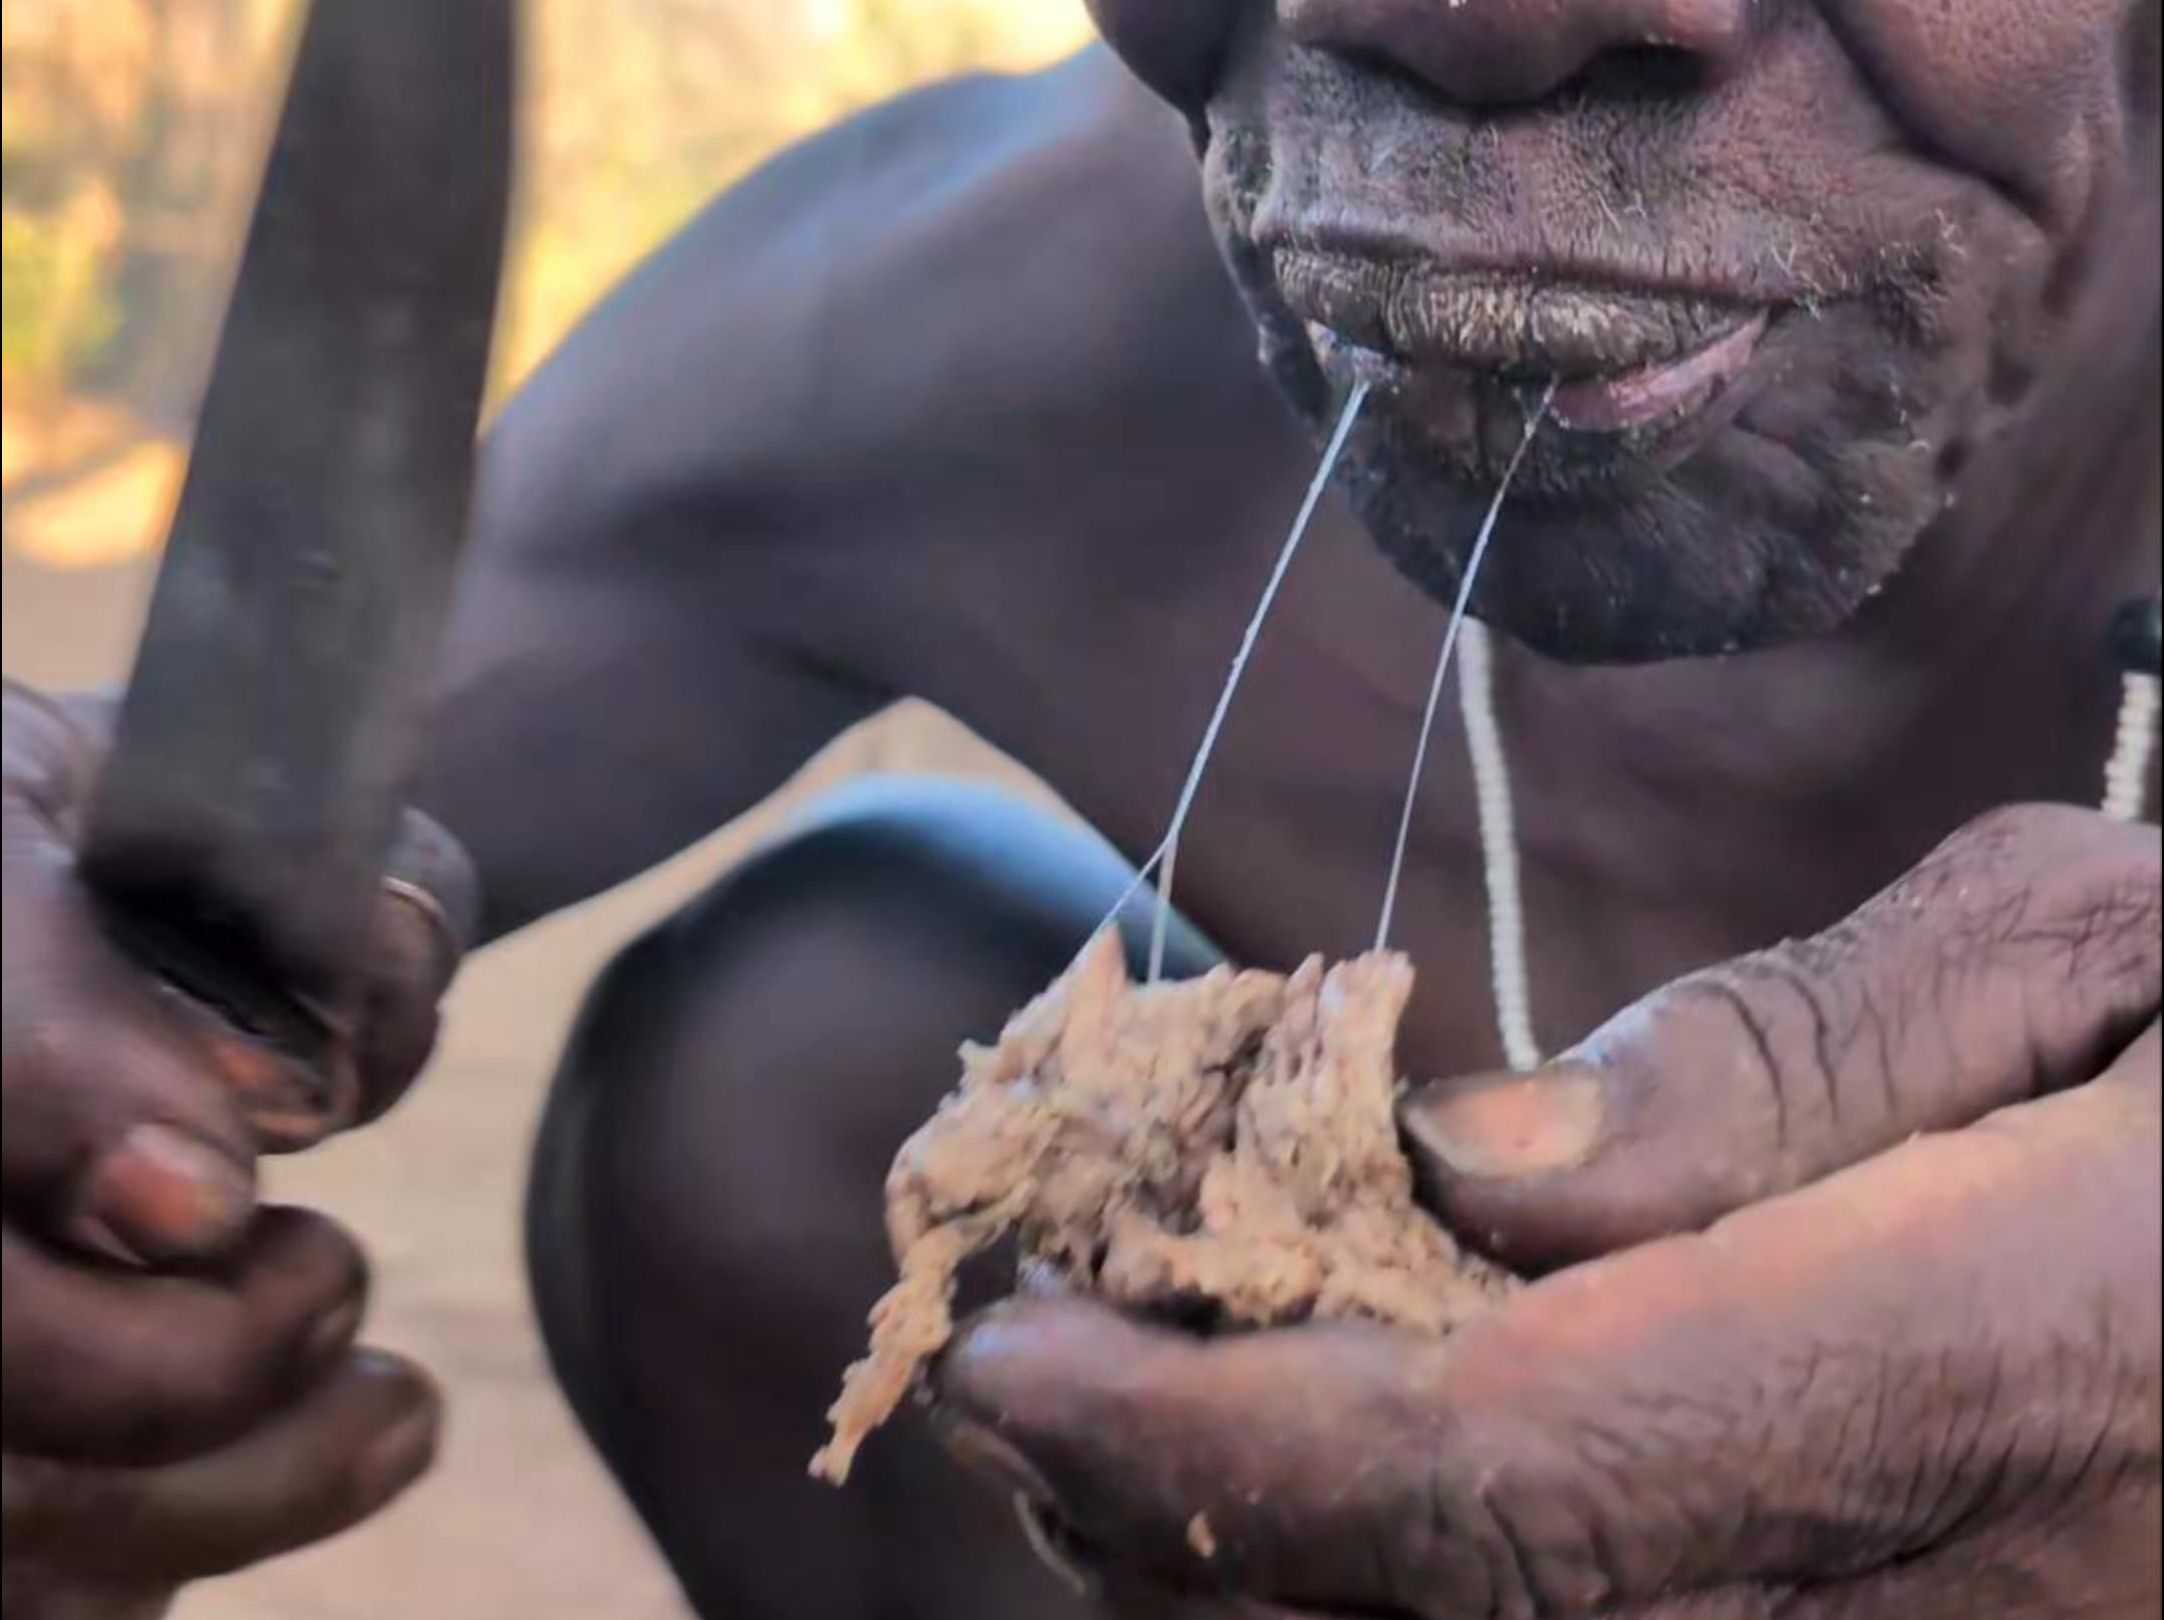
[1281,0,1756,107]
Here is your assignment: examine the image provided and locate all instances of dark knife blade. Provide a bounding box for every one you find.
[78,0,515,1103]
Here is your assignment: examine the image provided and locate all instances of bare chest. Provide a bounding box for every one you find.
[913,499,1752,1077]
[897,487,2131,1082]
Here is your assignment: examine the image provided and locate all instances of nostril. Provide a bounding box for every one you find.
[1284,0,1755,110]
[1342,38,1718,112]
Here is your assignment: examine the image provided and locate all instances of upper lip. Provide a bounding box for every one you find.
[1269,236,1786,379]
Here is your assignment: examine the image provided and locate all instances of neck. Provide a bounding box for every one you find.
[1509,268,2159,940]
[1860,313,2160,683]
[1567,297,2158,778]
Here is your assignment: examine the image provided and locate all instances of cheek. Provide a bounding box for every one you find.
[1825,0,2146,221]
[1086,0,1250,110]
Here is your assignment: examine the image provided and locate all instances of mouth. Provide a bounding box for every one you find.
[1273,246,1776,471]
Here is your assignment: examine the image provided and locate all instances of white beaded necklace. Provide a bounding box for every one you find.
[2103,660,2162,824]
[1457,597,2163,1072]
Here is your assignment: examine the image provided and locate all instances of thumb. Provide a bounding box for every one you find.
[939,1026,2158,1617]
[1402,804,2160,1270]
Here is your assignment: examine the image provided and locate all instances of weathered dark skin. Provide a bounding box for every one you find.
[3,1,2161,1616]
[2,688,468,1614]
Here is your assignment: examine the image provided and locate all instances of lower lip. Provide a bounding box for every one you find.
[1546,313,1770,433]
[1308,310,1772,447]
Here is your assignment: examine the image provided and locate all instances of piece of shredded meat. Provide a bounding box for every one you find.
[811,929,1513,1484]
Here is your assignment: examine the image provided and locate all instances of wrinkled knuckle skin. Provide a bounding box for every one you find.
[1637,970,1815,1180]
[259,1202,370,1298]
[1717,947,1858,1148]
[1933,806,2164,1061]
[1396,1413,1635,1620]
[1671,803,2164,1162]
[1930,805,2161,966]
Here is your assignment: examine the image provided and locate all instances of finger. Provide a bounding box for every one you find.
[4,695,452,1186]
[2,1347,440,1584]
[942,1026,2160,1616]
[0,1567,172,1620]
[940,1301,1466,1607]
[350,809,475,1126]
[2,856,260,1263]
[5,685,304,1252]
[5,854,348,1172]
[1,1207,366,1463]
[1403,804,2161,1269]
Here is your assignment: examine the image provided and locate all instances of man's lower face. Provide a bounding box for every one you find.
[1092,0,2161,663]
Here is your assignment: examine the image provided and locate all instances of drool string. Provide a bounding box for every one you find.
[1374,381,1556,1066]
[1101,381,1371,982]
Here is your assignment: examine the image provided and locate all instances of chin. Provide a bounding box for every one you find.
[1332,327,1975,664]
[1250,285,1982,664]
[1217,231,1997,665]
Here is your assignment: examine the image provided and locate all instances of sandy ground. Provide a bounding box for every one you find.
[3,545,1036,1620]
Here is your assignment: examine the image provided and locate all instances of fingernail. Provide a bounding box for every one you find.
[299,1302,364,1377]
[350,1348,436,1412]
[360,1407,443,1499]
[1404,1064,1607,1179]
[74,1123,254,1262]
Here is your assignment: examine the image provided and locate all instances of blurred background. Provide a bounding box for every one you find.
[3,3,1090,1616]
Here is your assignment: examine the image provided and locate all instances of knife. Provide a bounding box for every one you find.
[77,0,516,1125]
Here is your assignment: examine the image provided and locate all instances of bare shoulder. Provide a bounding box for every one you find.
[485,49,1278,567]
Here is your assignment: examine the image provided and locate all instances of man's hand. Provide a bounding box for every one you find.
[935,805,2163,1619]
[2,682,474,1614]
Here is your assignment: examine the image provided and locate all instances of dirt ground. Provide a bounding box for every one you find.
[2,546,1040,1620]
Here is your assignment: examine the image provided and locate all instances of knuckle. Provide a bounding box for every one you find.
[315,1228,371,1311]
[1393,1397,1629,1618]
[1803,805,2155,1114]
[1640,969,1810,1167]
[149,1265,341,1442]
[1927,804,2160,930]
[1891,804,2106,946]
[147,1312,260,1434]
[1946,801,2100,862]
[1938,813,2161,1043]
[1967,800,2083,842]
[384,809,479,958]
[1728,946,1856,1131]
[250,1204,370,1308]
